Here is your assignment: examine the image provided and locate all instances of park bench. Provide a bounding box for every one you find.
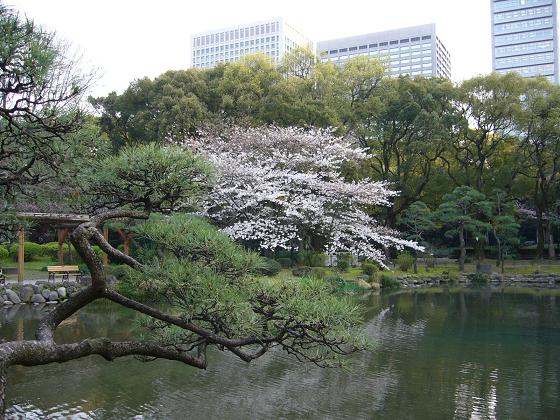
[0,267,18,286]
[47,265,81,284]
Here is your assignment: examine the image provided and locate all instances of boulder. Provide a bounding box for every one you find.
[41,289,51,299]
[57,287,67,299]
[3,301,13,306]
[6,289,21,304]
[48,291,59,302]
[370,282,381,291]
[32,285,42,294]
[19,286,34,303]
[357,279,373,290]
[31,294,46,304]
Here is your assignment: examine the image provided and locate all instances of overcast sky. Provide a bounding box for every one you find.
[8,0,493,97]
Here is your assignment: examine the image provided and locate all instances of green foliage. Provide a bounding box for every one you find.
[118,213,367,365]
[135,214,265,278]
[467,272,489,285]
[292,266,314,278]
[396,252,414,272]
[0,245,8,260]
[298,251,326,267]
[326,276,368,294]
[258,258,282,277]
[276,257,293,268]
[109,265,132,281]
[380,274,400,290]
[9,242,43,261]
[81,143,213,212]
[361,262,378,277]
[337,253,352,272]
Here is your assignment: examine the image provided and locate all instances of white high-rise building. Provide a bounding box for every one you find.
[191,18,313,69]
[317,24,451,79]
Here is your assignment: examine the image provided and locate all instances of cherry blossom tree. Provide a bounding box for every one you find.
[185,126,420,266]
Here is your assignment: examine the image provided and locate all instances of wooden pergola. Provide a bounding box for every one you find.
[14,213,133,283]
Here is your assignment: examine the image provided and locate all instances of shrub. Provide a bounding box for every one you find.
[42,242,61,259]
[297,251,326,267]
[467,272,489,285]
[336,253,352,272]
[361,262,378,277]
[9,242,43,261]
[78,264,90,274]
[311,267,329,279]
[337,259,350,272]
[292,266,314,277]
[0,245,9,260]
[110,265,131,281]
[396,252,414,272]
[326,275,365,294]
[276,257,293,268]
[258,258,282,277]
[380,274,400,290]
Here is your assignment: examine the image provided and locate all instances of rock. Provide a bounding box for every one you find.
[57,287,67,299]
[3,301,13,306]
[370,282,381,291]
[31,294,46,304]
[48,291,59,302]
[42,289,51,299]
[32,285,42,294]
[46,301,57,305]
[357,279,373,290]
[78,275,91,286]
[19,286,34,303]
[6,289,21,304]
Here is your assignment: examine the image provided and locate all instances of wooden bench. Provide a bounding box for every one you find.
[47,266,81,284]
[0,267,18,286]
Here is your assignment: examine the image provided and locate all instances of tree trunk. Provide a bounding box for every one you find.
[459,225,466,272]
[536,210,545,261]
[547,220,556,260]
[495,235,502,268]
[413,256,418,274]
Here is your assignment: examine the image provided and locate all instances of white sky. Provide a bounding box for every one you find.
[8,0,493,97]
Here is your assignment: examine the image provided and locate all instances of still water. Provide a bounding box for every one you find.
[1,288,559,419]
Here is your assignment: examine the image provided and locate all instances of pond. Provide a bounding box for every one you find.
[1,288,559,419]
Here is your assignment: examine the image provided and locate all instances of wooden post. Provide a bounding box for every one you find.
[17,226,24,283]
[102,225,109,267]
[57,228,68,265]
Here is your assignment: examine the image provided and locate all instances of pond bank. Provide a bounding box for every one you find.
[393,273,560,289]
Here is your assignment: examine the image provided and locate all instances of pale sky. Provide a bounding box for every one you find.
[8,0,493,97]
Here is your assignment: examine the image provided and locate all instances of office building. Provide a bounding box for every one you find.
[316,24,451,78]
[491,0,558,83]
[191,18,313,69]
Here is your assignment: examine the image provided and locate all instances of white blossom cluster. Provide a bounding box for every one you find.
[185,126,420,265]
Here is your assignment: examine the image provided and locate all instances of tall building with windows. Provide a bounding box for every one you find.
[316,24,451,79]
[491,0,558,83]
[191,18,313,69]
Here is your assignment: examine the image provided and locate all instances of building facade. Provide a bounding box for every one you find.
[491,0,558,83]
[316,24,451,79]
[191,18,313,69]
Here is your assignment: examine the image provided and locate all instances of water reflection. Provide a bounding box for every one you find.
[1,289,559,419]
